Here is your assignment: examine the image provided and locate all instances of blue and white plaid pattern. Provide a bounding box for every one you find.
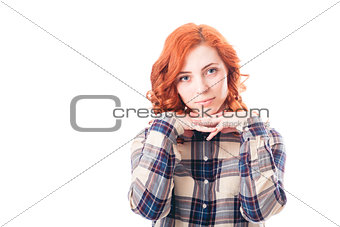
[128,114,287,226]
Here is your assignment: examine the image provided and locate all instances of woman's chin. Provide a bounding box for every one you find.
[192,107,220,117]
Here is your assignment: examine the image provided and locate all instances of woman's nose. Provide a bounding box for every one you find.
[196,78,210,95]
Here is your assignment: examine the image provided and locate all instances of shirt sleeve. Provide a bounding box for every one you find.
[238,116,287,223]
[127,112,184,220]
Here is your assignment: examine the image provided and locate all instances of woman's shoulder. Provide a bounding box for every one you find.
[134,126,150,140]
[265,125,285,146]
[249,113,285,144]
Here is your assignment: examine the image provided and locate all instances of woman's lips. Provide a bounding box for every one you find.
[195,97,215,106]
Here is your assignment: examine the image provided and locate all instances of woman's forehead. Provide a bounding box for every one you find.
[181,46,223,71]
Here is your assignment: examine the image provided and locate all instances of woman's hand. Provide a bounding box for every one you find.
[190,110,259,141]
[148,111,217,133]
[174,111,218,133]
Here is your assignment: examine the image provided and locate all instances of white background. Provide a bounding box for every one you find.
[1,0,340,226]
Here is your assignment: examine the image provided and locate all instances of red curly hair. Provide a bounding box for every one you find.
[146,22,249,115]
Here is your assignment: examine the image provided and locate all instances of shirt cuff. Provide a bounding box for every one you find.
[237,116,270,140]
[159,112,185,137]
[173,117,185,136]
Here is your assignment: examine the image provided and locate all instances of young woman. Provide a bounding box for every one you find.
[128,23,287,227]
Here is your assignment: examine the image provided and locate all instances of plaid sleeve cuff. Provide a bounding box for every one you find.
[173,117,185,136]
[154,112,184,143]
[238,116,270,140]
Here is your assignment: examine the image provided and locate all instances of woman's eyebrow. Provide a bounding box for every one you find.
[178,62,218,75]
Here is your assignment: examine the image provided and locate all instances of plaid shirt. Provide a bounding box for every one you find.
[128,113,287,226]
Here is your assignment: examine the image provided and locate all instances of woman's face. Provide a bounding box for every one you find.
[176,43,229,116]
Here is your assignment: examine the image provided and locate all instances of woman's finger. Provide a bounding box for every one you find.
[206,131,217,141]
[191,117,221,125]
[216,122,225,131]
[206,122,225,141]
[176,118,194,130]
[196,125,217,133]
[206,127,222,141]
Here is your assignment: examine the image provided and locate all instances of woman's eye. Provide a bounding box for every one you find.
[179,76,189,81]
[207,68,217,75]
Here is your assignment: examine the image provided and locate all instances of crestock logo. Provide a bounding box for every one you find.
[70,95,122,132]
[70,95,270,132]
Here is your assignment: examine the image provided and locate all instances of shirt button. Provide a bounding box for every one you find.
[202,203,207,209]
[204,179,209,184]
[203,156,208,161]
